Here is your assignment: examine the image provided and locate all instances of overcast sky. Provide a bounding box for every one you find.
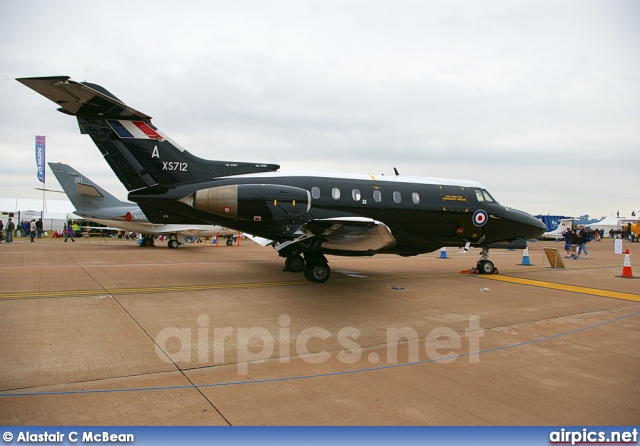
[1,0,638,219]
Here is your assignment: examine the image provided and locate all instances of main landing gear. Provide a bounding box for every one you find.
[303,261,331,283]
[283,251,331,283]
[139,235,155,247]
[475,247,498,274]
[284,254,305,272]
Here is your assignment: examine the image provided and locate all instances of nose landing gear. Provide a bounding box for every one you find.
[475,248,498,275]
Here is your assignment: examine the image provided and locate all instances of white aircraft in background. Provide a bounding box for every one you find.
[49,162,239,248]
[538,218,575,240]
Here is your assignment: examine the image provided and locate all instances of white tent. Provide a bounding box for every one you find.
[590,214,621,235]
[0,197,77,231]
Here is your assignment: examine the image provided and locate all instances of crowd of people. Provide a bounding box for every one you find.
[0,219,83,243]
[608,223,639,241]
[0,218,45,243]
[562,225,597,260]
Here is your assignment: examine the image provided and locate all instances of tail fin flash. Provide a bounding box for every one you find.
[18,76,280,192]
[48,162,128,212]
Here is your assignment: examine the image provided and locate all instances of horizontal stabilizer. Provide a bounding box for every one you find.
[16,76,150,119]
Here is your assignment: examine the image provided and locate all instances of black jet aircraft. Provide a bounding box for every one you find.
[17,76,546,283]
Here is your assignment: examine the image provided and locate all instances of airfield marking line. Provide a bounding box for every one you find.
[478,275,640,302]
[6,270,634,301]
[0,280,314,299]
[0,271,465,300]
[3,308,639,398]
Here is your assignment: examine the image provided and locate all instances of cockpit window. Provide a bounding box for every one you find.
[475,190,484,202]
[482,190,495,202]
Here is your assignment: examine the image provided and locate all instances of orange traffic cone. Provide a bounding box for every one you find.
[616,250,637,279]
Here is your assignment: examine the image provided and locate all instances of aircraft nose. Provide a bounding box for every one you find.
[505,208,547,239]
[533,217,547,232]
[520,210,547,238]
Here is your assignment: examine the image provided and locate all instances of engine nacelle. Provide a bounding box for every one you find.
[181,184,311,222]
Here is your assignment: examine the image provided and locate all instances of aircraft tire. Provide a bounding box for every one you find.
[168,239,180,249]
[285,254,305,273]
[226,238,233,246]
[477,260,495,274]
[303,261,331,283]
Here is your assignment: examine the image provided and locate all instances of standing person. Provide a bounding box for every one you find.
[563,228,573,258]
[29,219,37,242]
[577,225,589,259]
[64,221,75,242]
[72,221,81,238]
[569,228,580,260]
[36,218,43,238]
[5,218,14,244]
[0,220,3,243]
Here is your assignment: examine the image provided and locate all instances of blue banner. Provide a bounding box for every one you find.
[0,426,637,446]
[35,135,45,183]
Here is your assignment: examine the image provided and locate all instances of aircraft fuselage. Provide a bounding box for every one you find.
[130,171,545,256]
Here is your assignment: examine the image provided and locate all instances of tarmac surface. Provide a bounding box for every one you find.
[0,235,638,425]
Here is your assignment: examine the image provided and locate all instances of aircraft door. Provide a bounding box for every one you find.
[439,185,482,240]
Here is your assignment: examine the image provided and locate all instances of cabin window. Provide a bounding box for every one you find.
[352,189,361,201]
[373,190,382,203]
[311,187,321,200]
[332,187,341,200]
[475,190,484,202]
[412,192,420,204]
[393,191,402,204]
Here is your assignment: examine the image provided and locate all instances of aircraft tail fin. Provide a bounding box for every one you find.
[48,162,128,212]
[18,76,280,192]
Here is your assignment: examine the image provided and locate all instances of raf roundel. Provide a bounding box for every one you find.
[473,210,488,227]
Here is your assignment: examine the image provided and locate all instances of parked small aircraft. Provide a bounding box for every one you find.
[538,218,575,241]
[18,76,546,282]
[48,162,238,248]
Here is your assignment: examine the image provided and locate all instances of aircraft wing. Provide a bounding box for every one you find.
[245,234,274,247]
[173,226,237,236]
[80,226,122,231]
[274,217,396,253]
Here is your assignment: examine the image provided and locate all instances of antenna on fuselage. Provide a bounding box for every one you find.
[393,167,399,176]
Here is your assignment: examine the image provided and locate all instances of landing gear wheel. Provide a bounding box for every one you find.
[140,237,154,247]
[303,261,331,283]
[285,254,305,273]
[226,238,233,246]
[477,259,495,274]
[168,239,180,249]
